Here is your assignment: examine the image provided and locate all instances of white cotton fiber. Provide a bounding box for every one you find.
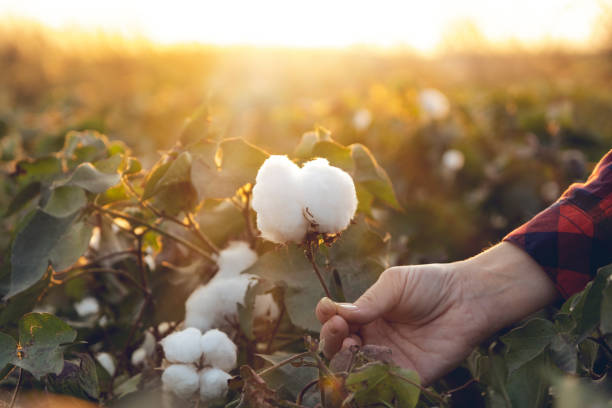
[300,158,357,234]
[162,364,200,399]
[419,88,450,120]
[254,293,280,321]
[441,149,465,172]
[131,347,147,366]
[95,352,116,376]
[215,241,258,279]
[200,329,237,371]
[160,327,203,364]
[199,367,232,403]
[184,274,254,332]
[74,296,99,317]
[251,155,308,244]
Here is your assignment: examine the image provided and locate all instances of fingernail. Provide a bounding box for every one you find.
[320,297,334,309]
[336,302,358,311]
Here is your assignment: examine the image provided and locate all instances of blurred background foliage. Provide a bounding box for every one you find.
[1,25,611,267]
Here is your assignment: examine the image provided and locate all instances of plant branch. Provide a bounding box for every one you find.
[296,379,318,405]
[90,204,214,262]
[8,368,22,408]
[59,250,138,274]
[265,303,286,354]
[241,186,257,246]
[305,243,332,300]
[257,352,310,377]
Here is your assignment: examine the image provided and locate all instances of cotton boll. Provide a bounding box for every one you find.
[254,293,280,321]
[215,241,258,280]
[161,327,203,363]
[441,149,465,172]
[74,296,99,317]
[131,347,147,366]
[252,155,308,244]
[200,329,237,371]
[184,275,254,332]
[142,331,156,356]
[162,364,200,399]
[300,158,357,234]
[352,108,372,131]
[199,367,231,403]
[158,321,171,336]
[419,88,450,120]
[96,352,116,376]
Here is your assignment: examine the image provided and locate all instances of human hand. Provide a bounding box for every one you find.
[316,243,559,384]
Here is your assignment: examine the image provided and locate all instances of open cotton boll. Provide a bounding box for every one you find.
[95,352,116,376]
[74,296,99,317]
[200,329,237,371]
[185,274,254,332]
[419,88,450,120]
[252,155,308,244]
[254,293,280,321]
[300,158,357,234]
[441,149,465,172]
[215,241,258,280]
[162,364,200,399]
[199,367,232,403]
[161,327,203,364]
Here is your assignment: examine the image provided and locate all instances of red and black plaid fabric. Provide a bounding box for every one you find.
[503,149,612,299]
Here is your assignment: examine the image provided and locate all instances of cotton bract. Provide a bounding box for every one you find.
[200,329,237,371]
[215,241,257,279]
[162,364,200,399]
[300,158,357,234]
[161,327,203,363]
[251,155,308,244]
[199,368,232,403]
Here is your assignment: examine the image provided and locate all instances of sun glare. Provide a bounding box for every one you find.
[0,0,609,52]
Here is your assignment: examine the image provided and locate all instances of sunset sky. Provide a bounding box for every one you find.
[1,0,609,52]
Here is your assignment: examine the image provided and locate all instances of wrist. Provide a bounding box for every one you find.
[452,242,560,338]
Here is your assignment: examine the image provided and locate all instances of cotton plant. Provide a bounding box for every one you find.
[159,327,238,404]
[418,88,450,120]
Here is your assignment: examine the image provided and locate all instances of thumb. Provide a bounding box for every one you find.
[335,267,405,325]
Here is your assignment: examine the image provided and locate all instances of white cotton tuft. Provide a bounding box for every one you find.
[215,241,258,280]
[251,155,308,244]
[160,327,203,363]
[74,296,100,317]
[184,274,254,332]
[95,352,115,376]
[199,367,231,403]
[162,364,200,399]
[352,108,372,131]
[142,330,156,356]
[254,293,280,321]
[419,88,450,120]
[131,347,147,366]
[441,149,465,172]
[200,329,237,371]
[300,158,357,234]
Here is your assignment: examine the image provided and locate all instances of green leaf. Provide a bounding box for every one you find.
[8,210,75,298]
[345,362,420,408]
[43,186,87,218]
[4,182,41,217]
[350,144,401,210]
[258,353,318,399]
[553,376,612,408]
[94,153,123,174]
[114,373,142,398]
[0,332,17,371]
[325,218,387,303]
[550,333,577,373]
[500,318,556,374]
[14,313,77,379]
[572,265,612,340]
[600,265,612,334]
[124,157,142,174]
[64,163,120,193]
[155,151,192,192]
[49,221,93,271]
[16,156,62,185]
[311,140,354,172]
[46,353,100,399]
[142,160,171,200]
[195,199,245,246]
[294,128,332,159]
[246,245,328,332]
[191,138,268,200]
[504,353,552,408]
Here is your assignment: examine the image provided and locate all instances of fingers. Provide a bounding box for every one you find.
[316,297,337,324]
[342,334,362,350]
[335,267,405,325]
[320,315,349,358]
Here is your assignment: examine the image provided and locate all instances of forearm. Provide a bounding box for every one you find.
[454,242,560,336]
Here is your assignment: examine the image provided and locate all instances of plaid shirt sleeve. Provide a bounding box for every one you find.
[503,149,612,299]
